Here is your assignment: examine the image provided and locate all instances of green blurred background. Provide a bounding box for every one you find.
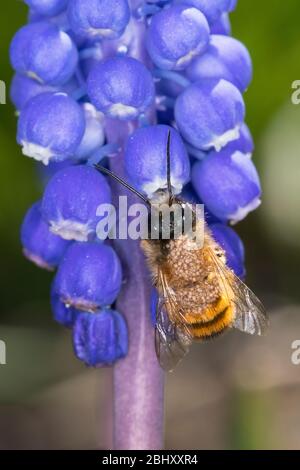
[0,0,300,449]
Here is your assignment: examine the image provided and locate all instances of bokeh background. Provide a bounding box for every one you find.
[1,0,300,449]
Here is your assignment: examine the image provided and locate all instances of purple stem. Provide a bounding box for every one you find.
[105,119,165,450]
[103,2,165,449]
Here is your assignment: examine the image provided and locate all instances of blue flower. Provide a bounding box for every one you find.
[73,309,128,367]
[54,242,122,311]
[210,223,246,278]
[87,56,155,120]
[10,74,55,111]
[186,35,252,92]
[21,201,70,270]
[10,21,78,86]
[228,0,237,12]
[191,123,254,161]
[24,0,68,17]
[37,159,74,188]
[175,78,245,151]
[10,74,79,111]
[74,103,105,161]
[176,0,234,25]
[210,13,231,35]
[220,122,254,156]
[42,165,111,241]
[124,125,190,197]
[146,4,209,70]
[17,92,86,164]
[11,0,264,370]
[51,281,77,327]
[181,183,221,224]
[68,0,130,42]
[192,148,262,223]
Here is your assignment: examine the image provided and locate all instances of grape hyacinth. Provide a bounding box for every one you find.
[146,4,210,70]
[21,201,71,270]
[67,0,131,42]
[87,55,155,119]
[11,0,262,450]
[17,92,86,164]
[10,21,78,85]
[41,165,111,241]
[124,124,190,196]
[24,0,69,17]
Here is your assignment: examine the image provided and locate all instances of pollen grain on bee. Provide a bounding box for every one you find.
[95,196,205,247]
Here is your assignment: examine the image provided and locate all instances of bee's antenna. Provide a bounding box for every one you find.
[166,130,173,204]
[94,163,151,207]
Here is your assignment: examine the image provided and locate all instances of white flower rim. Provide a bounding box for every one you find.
[87,27,114,38]
[108,103,138,119]
[210,126,240,152]
[23,248,54,271]
[143,177,183,199]
[21,141,55,166]
[229,197,261,225]
[49,219,93,242]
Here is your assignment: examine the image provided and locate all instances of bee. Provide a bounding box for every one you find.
[95,132,268,371]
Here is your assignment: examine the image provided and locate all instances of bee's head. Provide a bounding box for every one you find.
[148,194,194,241]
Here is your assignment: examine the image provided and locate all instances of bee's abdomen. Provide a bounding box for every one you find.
[185,295,235,340]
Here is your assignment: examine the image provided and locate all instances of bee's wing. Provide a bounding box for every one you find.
[230,275,269,335]
[155,270,193,371]
[209,248,268,336]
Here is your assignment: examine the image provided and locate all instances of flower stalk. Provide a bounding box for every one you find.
[105,2,164,449]
[106,118,165,450]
